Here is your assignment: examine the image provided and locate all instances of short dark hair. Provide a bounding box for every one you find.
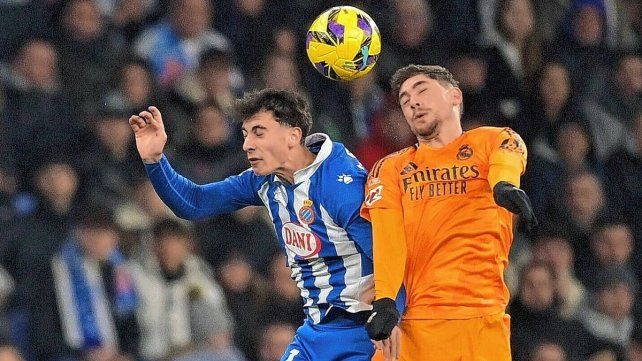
[233,88,312,142]
[74,208,118,232]
[152,218,192,243]
[390,64,460,99]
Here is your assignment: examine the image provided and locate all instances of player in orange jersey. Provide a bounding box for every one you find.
[361,65,537,361]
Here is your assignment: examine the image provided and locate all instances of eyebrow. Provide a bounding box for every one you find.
[241,124,268,133]
[399,80,429,101]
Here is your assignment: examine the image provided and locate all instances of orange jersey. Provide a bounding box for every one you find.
[360,126,528,320]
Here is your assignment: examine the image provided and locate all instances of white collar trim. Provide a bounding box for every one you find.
[278,133,332,184]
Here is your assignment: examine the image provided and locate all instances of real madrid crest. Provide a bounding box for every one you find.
[298,199,315,225]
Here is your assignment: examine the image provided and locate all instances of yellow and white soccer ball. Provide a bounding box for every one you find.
[306,6,381,81]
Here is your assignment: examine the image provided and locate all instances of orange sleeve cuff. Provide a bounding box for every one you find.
[488,162,522,189]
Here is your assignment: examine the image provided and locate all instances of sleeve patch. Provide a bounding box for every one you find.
[498,130,526,154]
[364,185,383,207]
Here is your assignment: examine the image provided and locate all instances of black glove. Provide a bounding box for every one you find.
[366,298,400,341]
[493,181,538,235]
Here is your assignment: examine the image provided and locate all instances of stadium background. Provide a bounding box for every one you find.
[0,0,640,360]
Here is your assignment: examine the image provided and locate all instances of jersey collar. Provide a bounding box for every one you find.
[289,133,333,185]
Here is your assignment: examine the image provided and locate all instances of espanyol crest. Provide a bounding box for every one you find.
[298,199,315,224]
[282,222,322,258]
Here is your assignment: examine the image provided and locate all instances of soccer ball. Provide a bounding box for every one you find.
[306,6,381,81]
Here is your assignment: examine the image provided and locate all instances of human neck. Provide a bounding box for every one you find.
[275,146,316,185]
[417,118,463,148]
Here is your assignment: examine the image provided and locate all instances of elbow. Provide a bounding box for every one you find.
[170,208,198,221]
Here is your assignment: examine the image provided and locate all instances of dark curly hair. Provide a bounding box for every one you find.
[234,89,312,143]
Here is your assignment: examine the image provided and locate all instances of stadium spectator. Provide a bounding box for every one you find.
[172,47,240,118]
[525,122,599,219]
[105,58,165,117]
[80,102,143,212]
[0,39,80,186]
[353,99,415,170]
[193,207,279,274]
[134,0,232,87]
[314,70,386,150]
[510,261,593,361]
[217,253,270,361]
[174,102,246,184]
[55,0,124,115]
[606,111,642,237]
[216,0,288,77]
[581,52,642,161]
[529,342,567,361]
[558,171,608,252]
[106,0,159,44]
[0,160,83,360]
[130,219,241,361]
[362,64,537,360]
[259,254,303,328]
[523,62,585,146]
[0,1,640,359]
[485,0,544,130]
[581,221,636,291]
[447,48,494,128]
[553,0,615,93]
[257,323,295,361]
[51,211,139,361]
[376,0,448,84]
[531,228,587,319]
[579,266,637,352]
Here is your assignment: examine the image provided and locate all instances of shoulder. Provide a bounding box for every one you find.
[327,142,368,175]
[466,126,525,144]
[369,146,416,178]
[467,126,509,137]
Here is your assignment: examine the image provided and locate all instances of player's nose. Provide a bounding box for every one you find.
[242,136,254,152]
[409,96,420,110]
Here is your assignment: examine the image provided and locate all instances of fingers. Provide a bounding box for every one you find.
[148,106,163,124]
[139,110,154,126]
[390,326,401,359]
[382,338,391,360]
[129,115,146,131]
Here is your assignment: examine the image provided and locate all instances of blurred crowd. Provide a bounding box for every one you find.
[0,0,640,360]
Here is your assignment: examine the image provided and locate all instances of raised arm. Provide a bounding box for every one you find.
[130,107,262,220]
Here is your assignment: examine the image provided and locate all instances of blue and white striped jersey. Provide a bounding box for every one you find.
[145,134,374,324]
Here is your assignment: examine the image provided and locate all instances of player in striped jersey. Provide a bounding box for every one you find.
[129,89,376,360]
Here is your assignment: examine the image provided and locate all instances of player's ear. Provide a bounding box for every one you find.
[289,126,303,146]
[450,87,463,108]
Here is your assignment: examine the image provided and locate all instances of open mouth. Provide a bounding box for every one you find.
[413,112,428,121]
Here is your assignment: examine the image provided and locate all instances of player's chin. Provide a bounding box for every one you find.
[416,122,439,138]
[250,164,272,176]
